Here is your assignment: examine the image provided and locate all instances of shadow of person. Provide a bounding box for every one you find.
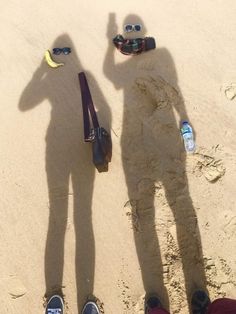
[104,14,206,311]
[19,33,111,311]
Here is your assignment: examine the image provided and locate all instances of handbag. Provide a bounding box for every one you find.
[78,72,112,172]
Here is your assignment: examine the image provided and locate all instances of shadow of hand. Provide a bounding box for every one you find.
[107,13,118,40]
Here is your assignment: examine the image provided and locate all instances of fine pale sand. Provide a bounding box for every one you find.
[1,1,236,313]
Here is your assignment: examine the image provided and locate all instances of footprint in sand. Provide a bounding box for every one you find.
[204,256,222,297]
[192,147,226,182]
[222,83,236,100]
[219,210,236,239]
[124,200,140,232]
[7,275,27,299]
[204,255,236,298]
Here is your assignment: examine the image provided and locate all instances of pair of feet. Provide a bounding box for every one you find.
[146,290,210,314]
[45,295,100,314]
[46,290,210,314]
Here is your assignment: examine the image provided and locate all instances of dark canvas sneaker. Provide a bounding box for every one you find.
[45,295,64,314]
[145,294,163,314]
[191,290,210,314]
[82,301,100,314]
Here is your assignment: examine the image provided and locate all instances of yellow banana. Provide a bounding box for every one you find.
[44,50,64,68]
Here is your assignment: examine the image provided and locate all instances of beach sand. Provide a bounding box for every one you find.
[1,1,236,313]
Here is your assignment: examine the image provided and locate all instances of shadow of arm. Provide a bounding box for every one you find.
[173,91,196,137]
[19,61,48,111]
[103,13,124,90]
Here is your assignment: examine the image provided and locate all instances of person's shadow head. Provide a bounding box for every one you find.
[122,14,147,38]
[18,33,82,116]
[50,33,82,70]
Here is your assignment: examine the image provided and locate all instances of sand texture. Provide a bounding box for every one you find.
[1,1,236,313]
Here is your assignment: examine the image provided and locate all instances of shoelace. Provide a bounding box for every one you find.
[47,309,62,314]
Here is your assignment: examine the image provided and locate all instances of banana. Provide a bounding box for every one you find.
[44,50,64,68]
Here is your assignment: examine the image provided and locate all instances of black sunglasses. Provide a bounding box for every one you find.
[53,47,71,55]
[124,24,142,32]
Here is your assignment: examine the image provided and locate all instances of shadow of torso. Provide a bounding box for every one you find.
[109,49,185,186]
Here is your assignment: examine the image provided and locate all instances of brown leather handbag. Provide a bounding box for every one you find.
[78,72,112,172]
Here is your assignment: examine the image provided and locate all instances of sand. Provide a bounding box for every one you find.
[1,1,236,313]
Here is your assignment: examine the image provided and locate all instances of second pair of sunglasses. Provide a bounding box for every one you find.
[53,47,71,55]
[124,24,142,32]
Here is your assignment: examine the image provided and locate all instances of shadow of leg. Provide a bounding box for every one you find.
[44,156,70,298]
[125,174,169,310]
[164,173,207,310]
[72,166,95,312]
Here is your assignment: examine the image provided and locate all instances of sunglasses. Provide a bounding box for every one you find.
[53,47,71,55]
[124,24,142,32]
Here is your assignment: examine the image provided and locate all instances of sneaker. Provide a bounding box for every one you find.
[145,294,163,314]
[82,300,100,314]
[191,290,210,314]
[45,295,64,314]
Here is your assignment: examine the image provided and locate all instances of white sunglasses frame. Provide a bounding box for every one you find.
[123,24,142,33]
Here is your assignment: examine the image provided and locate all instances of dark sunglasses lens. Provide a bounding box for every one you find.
[125,24,133,32]
[134,24,141,31]
[62,47,71,55]
[53,48,61,55]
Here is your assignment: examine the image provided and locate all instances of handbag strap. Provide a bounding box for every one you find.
[78,72,100,141]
